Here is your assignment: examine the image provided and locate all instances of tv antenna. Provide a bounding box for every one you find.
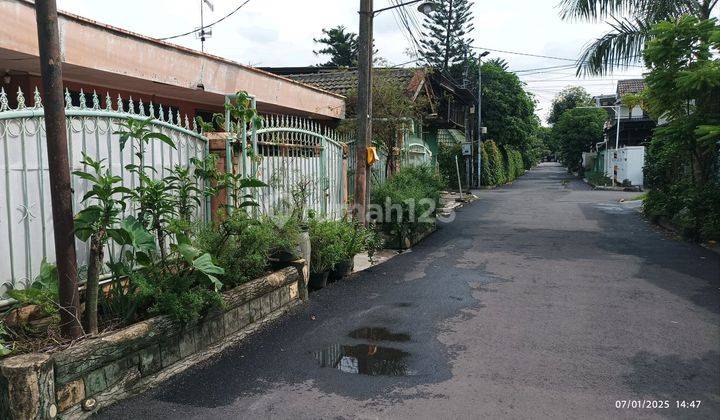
[198,0,214,52]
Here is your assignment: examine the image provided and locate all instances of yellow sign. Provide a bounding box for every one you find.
[367,147,379,165]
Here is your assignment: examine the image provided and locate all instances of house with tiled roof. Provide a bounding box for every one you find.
[263,66,477,161]
[0,0,345,122]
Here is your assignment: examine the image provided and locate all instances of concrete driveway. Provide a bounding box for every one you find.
[99,163,720,419]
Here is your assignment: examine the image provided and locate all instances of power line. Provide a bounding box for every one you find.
[157,0,252,41]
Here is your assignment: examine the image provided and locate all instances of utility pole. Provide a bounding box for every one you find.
[35,0,83,338]
[355,0,373,225]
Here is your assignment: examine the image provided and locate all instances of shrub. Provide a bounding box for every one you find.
[585,170,612,187]
[482,140,505,186]
[437,142,466,189]
[309,219,347,274]
[195,212,276,289]
[502,146,524,182]
[370,164,443,245]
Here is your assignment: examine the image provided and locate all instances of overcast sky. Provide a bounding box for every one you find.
[56,0,654,123]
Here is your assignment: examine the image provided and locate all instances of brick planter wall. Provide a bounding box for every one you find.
[0,265,304,419]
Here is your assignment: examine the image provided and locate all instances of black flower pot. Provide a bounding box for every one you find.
[308,271,329,291]
[330,258,354,281]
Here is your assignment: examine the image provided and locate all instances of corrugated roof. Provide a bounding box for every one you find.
[286,68,419,96]
[617,79,644,96]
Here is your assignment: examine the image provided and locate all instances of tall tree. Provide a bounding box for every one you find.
[479,62,539,151]
[636,16,720,240]
[313,26,358,67]
[547,86,593,125]
[420,0,475,71]
[559,0,717,75]
[551,107,608,173]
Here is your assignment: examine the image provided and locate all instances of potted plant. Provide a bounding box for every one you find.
[308,220,344,290]
[329,219,367,281]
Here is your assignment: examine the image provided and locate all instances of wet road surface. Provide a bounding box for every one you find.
[99,163,720,419]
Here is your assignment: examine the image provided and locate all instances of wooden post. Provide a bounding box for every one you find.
[207,132,230,220]
[355,0,373,225]
[34,0,83,339]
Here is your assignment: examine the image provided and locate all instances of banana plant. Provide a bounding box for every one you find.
[73,152,131,334]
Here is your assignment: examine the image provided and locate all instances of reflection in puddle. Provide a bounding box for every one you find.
[348,327,411,342]
[315,344,410,376]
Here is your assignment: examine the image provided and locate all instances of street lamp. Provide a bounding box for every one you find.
[354,0,437,224]
[476,50,489,188]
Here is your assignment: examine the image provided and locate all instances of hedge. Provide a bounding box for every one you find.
[482,140,506,186]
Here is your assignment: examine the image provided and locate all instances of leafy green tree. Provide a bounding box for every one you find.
[559,0,717,75]
[420,0,475,70]
[341,70,428,177]
[313,26,358,67]
[547,86,593,125]
[633,16,720,240]
[480,62,540,151]
[551,107,607,173]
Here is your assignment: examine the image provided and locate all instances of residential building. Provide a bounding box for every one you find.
[0,0,345,122]
[263,66,477,160]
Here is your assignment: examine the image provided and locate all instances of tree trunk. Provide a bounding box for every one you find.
[84,231,105,335]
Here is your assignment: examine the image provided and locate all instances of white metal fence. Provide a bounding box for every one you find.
[0,87,208,296]
[247,115,350,219]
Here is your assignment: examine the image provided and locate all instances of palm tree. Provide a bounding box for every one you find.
[560,0,718,75]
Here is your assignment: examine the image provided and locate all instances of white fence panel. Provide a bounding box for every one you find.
[0,88,208,296]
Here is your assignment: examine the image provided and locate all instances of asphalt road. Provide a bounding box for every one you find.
[99,163,720,419]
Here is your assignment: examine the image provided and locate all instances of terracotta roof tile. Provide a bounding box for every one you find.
[617,79,644,96]
[286,68,418,96]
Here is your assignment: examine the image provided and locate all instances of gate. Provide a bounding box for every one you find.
[0,87,208,297]
[236,113,351,220]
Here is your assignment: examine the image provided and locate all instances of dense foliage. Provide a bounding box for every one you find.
[481,140,506,186]
[342,71,428,177]
[480,62,540,154]
[551,107,608,174]
[546,86,593,125]
[370,165,444,245]
[632,16,720,241]
[437,142,467,189]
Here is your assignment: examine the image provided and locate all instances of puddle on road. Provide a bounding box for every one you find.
[314,327,414,376]
[314,344,411,376]
[348,327,411,342]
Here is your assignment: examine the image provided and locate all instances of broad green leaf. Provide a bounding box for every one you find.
[145,132,177,150]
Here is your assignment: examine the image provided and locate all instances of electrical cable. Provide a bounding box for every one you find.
[156,0,252,41]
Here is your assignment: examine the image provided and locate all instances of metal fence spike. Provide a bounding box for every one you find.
[176,110,182,127]
[191,116,197,132]
[33,87,42,109]
[128,96,135,114]
[78,89,86,109]
[0,87,8,112]
[157,104,164,121]
[65,88,73,109]
[184,114,190,129]
[116,94,124,112]
[105,92,112,110]
[92,90,100,109]
[149,102,155,118]
[138,99,144,116]
[16,87,26,109]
